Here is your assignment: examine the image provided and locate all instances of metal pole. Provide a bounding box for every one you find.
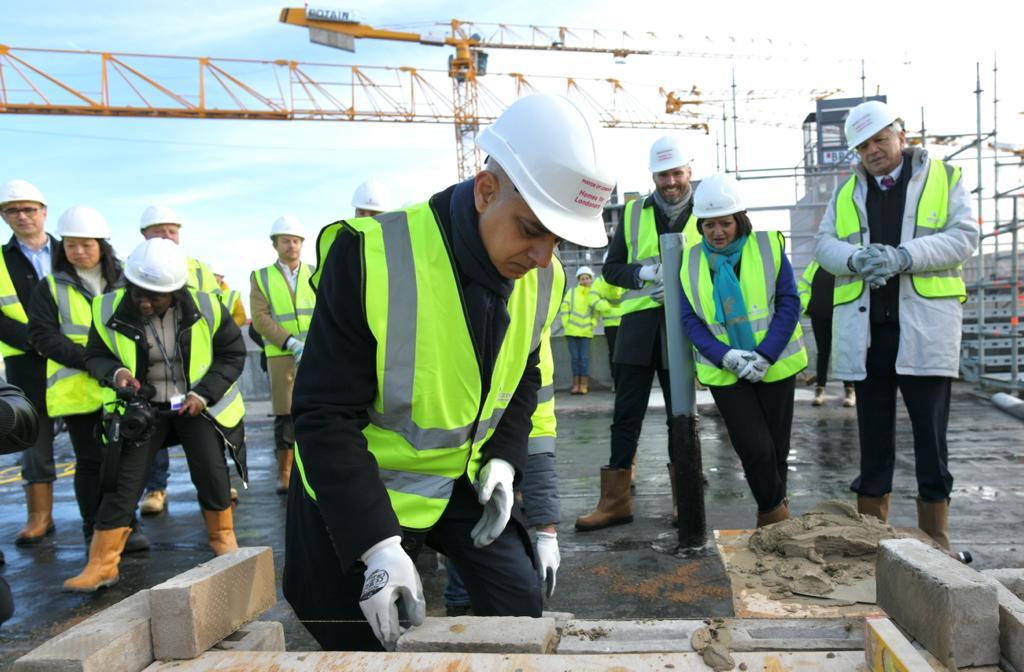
[715,130,721,173]
[860,59,866,100]
[721,104,730,173]
[975,62,986,387]
[992,56,1000,264]
[1011,197,1020,392]
[659,232,706,552]
[731,68,739,173]
[920,106,926,148]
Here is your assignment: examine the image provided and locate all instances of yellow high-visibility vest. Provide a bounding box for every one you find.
[44,274,103,417]
[253,263,316,358]
[620,198,699,315]
[0,253,28,358]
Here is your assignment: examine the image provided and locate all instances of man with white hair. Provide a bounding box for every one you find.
[283,94,609,651]
[815,100,978,550]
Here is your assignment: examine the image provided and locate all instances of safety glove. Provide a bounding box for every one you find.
[721,349,755,376]
[285,337,305,363]
[471,458,515,548]
[847,246,883,276]
[637,263,662,283]
[738,352,771,383]
[358,536,426,651]
[534,530,560,599]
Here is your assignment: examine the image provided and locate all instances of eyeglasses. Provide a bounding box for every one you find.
[129,286,170,302]
[2,206,42,217]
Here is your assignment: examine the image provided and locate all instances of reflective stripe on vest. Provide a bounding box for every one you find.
[528,329,556,455]
[254,263,316,358]
[296,204,562,530]
[680,231,807,386]
[833,159,966,306]
[45,275,103,416]
[620,198,699,316]
[0,252,28,357]
[92,288,245,427]
[798,260,819,314]
[187,258,219,295]
[219,289,240,311]
[562,285,595,337]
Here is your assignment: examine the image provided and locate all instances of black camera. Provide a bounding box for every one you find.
[113,384,157,442]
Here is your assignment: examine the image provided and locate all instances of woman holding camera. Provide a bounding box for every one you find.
[27,206,153,553]
[678,174,807,527]
[64,238,247,592]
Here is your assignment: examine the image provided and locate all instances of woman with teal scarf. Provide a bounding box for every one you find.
[678,174,806,527]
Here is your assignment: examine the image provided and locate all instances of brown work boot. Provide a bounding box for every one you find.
[667,462,678,527]
[202,508,239,556]
[16,483,55,546]
[575,467,633,531]
[916,498,950,551]
[630,453,637,492]
[579,375,590,394]
[63,527,131,592]
[756,500,790,527]
[842,385,856,408]
[812,386,825,407]
[570,376,581,395]
[857,493,891,522]
[275,449,294,495]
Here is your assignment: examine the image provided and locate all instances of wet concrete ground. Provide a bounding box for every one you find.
[0,381,1021,666]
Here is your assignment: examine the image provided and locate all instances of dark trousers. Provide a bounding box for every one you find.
[274,414,294,452]
[66,411,103,534]
[566,336,590,377]
[810,316,852,389]
[852,322,953,502]
[604,326,619,386]
[709,376,795,512]
[95,411,231,529]
[5,354,55,483]
[609,363,672,469]
[284,475,541,651]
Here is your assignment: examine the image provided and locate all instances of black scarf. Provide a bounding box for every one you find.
[447,178,514,386]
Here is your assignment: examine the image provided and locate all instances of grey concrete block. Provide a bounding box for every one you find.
[982,568,1024,600]
[213,621,285,652]
[14,591,153,672]
[396,616,557,653]
[541,610,575,624]
[149,547,276,660]
[729,618,863,651]
[876,538,1000,667]
[987,579,1024,672]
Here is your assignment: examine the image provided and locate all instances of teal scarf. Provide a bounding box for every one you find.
[701,235,756,350]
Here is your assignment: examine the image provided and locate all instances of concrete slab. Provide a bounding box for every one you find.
[141,650,869,671]
[876,538,1000,667]
[13,590,153,672]
[212,621,285,653]
[149,547,276,660]
[985,578,1024,672]
[982,568,1024,600]
[396,616,557,653]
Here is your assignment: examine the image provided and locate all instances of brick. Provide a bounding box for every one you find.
[149,547,276,660]
[863,617,932,672]
[982,568,1024,600]
[876,538,999,667]
[213,620,285,652]
[14,591,153,672]
[396,616,557,653]
[987,578,1024,672]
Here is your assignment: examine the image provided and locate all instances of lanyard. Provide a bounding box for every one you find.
[145,308,182,393]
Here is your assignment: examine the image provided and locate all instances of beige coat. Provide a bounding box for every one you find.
[250,268,298,416]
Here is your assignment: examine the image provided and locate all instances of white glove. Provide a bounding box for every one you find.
[358,536,426,651]
[638,264,662,283]
[471,458,515,548]
[848,247,883,277]
[721,349,755,376]
[738,352,771,383]
[286,337,305,362]
[534,530,560,599]
[649,281,665,304]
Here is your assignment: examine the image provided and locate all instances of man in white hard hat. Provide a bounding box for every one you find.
[576,135,699,532]
[137,205,220,515]
[283,93,608,651]
[0,179,60,546]
[351,179,393,218]
[815,100,978,550]
[250,215,314,495]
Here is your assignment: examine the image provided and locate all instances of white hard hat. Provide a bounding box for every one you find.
[270,215,305,239]
[648,135,689,173]
[478,94,615,249]
[351,179,393,213]
[139,204,184,231]
[124,238,188,293]
[57,206,110,239]
[0,179,47,207]
[693,173,745,219]
[576,266,594,278]
[844,100,899,150]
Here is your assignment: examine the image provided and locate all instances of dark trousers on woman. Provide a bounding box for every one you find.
[65,411,104,535]
[851,322,953,502]
[809,316,852,389]
[709,376,795,512]
[95,410,231,530]
[604,326,619,387]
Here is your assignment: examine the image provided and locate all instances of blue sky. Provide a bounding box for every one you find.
[3,0,1021,301]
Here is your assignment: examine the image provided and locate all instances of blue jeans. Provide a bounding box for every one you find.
[566,336,590,377]
[145,447,170,492]
[444,559,471,607]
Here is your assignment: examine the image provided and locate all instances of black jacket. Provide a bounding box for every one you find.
[28,270,123,371]
[0,381,39,455]
[603,194,693,368]
[290,184,543,569]
[0,234,58,356]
